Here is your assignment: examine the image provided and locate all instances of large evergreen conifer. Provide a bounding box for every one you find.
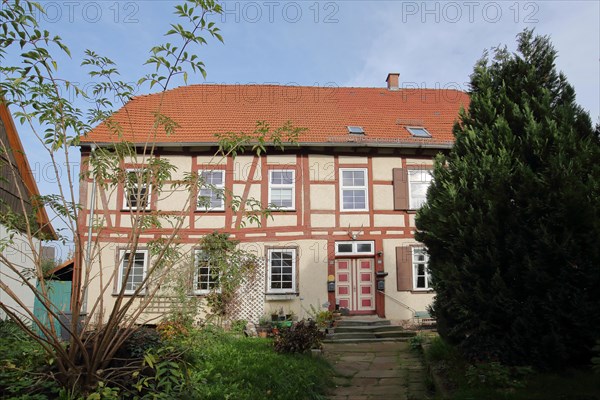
[416,30,600,369]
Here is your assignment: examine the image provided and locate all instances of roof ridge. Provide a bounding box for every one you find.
[126,83,468,102]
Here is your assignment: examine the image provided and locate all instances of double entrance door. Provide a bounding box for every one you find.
[335,258,375,313]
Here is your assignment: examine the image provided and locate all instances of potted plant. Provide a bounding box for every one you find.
[332,309,342,320]
[286,309,297,321]
[315,310,333,331]
[257,315,272,338]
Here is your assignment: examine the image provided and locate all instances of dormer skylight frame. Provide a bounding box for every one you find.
[406,126,432,138]
[347,126,365,135]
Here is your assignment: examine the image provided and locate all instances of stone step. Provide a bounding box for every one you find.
[336,319,391,327]
[375,330,417,339]
[326,317,413,343]
[335,325,402,334]
[330,332,377,340]
[323,337,412,343]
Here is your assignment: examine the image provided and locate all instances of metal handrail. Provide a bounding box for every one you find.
[377,290,416,316]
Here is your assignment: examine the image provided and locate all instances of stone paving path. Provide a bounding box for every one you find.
[323,341,432,400]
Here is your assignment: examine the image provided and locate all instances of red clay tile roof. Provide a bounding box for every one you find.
[0,101,57,239]
[82,84,469,147]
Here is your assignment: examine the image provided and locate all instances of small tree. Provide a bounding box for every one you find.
[416,30,600,370]
[0,0,300,394]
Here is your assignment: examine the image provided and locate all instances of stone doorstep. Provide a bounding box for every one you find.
[335,325,403,333]
[336,318,392,327]
[324,337,413,344]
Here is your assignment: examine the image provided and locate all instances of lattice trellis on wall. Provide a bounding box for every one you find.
[228,266,265,324]
[146,296,177,315]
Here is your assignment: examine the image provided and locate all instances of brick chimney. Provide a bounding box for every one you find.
[386,73,400,90]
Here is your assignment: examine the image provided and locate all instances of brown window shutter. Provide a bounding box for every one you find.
[393,168,409,210]
[396,246,413,291]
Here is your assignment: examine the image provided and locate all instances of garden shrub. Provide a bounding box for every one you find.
[86,382,121,400]
[131,346,192,399]
[119,326,163,359]
[230,319,248,334]
[157,318,191,341]
[0,320,61,399]
[465,362,533,389]
[408,333,425,351]
[315,311,333,328]
[426,336,459,363]
[273,320,324,354]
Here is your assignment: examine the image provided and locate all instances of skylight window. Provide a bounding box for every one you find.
[347,126,365,135]
[406,127,432,138]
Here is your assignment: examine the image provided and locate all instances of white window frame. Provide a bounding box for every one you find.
[412,247,432,291]
[268,170,295,210]
[408,169,432,210]
[406,126,432,138]
[123,169,151,211]
[267,248,297,294]
[197,170,225,211]
[334,241,375,256]
[339,168,369,211]
[117,249,148,295]
[193,250,220,295]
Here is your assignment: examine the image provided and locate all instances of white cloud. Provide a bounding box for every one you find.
[345,1,599,121]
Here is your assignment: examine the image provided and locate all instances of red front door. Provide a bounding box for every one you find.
[335,258,375,313]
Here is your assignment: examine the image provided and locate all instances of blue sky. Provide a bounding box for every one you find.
[3,0,599,256]
[19,1,599,110]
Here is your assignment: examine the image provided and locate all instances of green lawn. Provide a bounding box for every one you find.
[184,328,332,400]
[0,320,332,399]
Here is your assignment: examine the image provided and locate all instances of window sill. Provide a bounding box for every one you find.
[410,289,434,294]
[265,293,299,301]
[112,292,146,297]
[193,289,222,296]
[120,209,152,213]
[194,209,225,213]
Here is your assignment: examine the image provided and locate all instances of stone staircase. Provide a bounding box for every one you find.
[324,317,417,343]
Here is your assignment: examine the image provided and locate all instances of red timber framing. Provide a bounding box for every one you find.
[78,146,439,318]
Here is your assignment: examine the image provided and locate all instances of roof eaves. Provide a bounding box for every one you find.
[0,100,57,240]
[83,141,454,150]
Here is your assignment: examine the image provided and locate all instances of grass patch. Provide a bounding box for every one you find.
[0,321,332,399]
[183,327,332,399]
[423,335,600,400]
